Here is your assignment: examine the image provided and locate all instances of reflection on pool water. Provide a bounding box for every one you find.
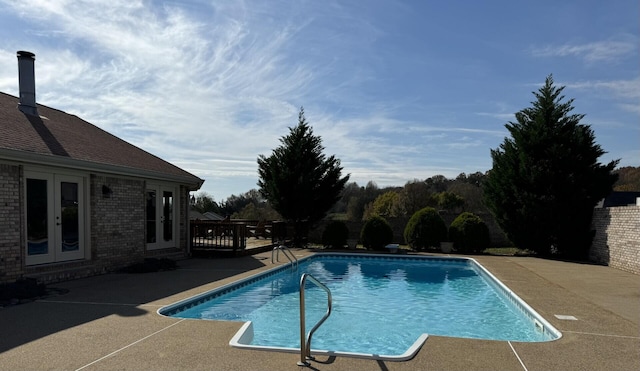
[159,254,561,360]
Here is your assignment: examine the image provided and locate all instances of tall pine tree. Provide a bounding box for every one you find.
[484,75,618,258]
[257,107,349,245]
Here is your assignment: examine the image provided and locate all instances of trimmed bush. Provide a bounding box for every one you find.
[360,215,394,250]
[321,220,349,249]
[404,207,447,250]
[449,212,491,253]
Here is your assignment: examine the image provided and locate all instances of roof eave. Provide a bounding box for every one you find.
[0,147,204,191]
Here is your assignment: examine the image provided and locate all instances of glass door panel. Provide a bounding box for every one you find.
[162,191,173,242]
[26,175,54,265]
[55,175,84,261]
[60,182,79,251]
[146,190,157,244]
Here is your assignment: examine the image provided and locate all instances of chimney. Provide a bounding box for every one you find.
[17,50,37,116]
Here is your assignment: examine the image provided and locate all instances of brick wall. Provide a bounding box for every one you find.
[0,164,22,283]
[590,206,640,275]
[90,175,146,270]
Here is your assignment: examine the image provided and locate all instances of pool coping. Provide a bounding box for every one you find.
[469,256,563,342]
[229,321,430,362]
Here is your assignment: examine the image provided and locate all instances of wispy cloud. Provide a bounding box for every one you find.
[566,77,640,115]
[567,77,640,100]
[475,112,515,122]
[530,38,637,63]
[0,0,313,166]
[617,103,640,115]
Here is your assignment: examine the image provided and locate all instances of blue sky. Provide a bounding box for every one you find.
[0,0,637,202]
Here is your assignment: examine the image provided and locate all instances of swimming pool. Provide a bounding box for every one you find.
[159,253,561,360]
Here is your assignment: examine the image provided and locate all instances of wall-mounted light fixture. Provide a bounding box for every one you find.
[102,185,113,198]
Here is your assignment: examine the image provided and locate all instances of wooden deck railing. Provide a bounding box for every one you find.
[191,221,247,252]
[190,220,289,253]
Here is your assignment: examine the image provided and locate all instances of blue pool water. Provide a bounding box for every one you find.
[160,254,560,357]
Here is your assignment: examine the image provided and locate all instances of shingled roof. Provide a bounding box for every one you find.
[0,91,203,189]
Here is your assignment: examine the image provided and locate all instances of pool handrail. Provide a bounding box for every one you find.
[271,245,298,272]
[298,273,332,367]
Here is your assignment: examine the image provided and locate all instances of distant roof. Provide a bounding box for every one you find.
[203,211,225,221]
[0,92,203,189]
[189,209,206,220]
[189,209,225,220]
[601,192,640,208]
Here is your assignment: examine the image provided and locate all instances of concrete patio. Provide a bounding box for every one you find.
[0,250,638,370]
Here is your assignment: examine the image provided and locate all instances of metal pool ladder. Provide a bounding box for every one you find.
[271,245,298,272]
[298,273,332,367]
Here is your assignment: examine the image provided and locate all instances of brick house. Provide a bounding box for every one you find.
[0,51,203,284]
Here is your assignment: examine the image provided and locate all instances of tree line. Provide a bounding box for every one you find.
[193,166,636,224]
[192,172,488,221]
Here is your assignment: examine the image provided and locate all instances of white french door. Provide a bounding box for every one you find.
[146,184,176,250]
[25,171,85,265]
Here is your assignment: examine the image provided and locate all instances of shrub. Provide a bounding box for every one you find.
[321,220,349,249]
[360,215,393,250]
[449,212,491,253]
[404,207,447,250]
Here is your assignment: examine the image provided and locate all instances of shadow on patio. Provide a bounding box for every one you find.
[0,255,269,354]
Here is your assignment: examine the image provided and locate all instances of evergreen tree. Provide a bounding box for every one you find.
[257,107,350,245]
[484,75,618,259]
